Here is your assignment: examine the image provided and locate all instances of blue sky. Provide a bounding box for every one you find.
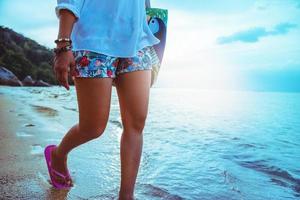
[1,0,300,91]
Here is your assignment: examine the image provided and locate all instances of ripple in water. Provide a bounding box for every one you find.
[237,159,300,196]
[138,183,184,200]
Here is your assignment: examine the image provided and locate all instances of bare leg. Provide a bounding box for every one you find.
[50,77,113,185]
[115,70,152,200]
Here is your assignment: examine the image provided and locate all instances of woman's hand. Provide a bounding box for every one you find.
[53,45,75,90]
[54,9,77,90]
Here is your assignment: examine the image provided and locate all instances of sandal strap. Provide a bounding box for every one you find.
[50,167,72,186]
[51,167,68,179]
[49,160,68,179]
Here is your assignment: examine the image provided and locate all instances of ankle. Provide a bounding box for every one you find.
[53,147,67,161]
[118,191,134,200]
[118,195,134,200]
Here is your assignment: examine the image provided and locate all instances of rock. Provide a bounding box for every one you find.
[24,123,35,127]
[34,80,51,87]
[22,76,52,87]
[22,75,35,86]
[0,67,51,87]
[0,66,23,86]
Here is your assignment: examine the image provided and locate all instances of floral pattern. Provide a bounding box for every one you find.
[72,47,152,79]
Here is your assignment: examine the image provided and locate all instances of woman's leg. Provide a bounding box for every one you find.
[115,70,152,199]
[50,77,113,185]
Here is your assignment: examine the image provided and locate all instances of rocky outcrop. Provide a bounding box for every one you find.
[22,76,51,86]
[0,66,23,86]
[0,66,51,87]
[22,76,35,86]
[34,80,51,87]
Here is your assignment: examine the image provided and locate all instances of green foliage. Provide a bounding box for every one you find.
[0,26,59,85]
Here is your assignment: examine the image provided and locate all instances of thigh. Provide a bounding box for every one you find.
[74,77,113,134]
[114,70,152,132]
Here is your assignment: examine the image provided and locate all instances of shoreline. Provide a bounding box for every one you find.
[0,94,79,199]
[0,88,123,199]
[0,94,51,199]
[1,86,299,199]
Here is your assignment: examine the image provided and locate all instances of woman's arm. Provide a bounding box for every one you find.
[53,9,76,90]
[57,9,76,44]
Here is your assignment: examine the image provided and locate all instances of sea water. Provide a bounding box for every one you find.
[0,86,299,200]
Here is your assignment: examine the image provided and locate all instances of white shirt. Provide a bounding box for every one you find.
[56,0,160,57]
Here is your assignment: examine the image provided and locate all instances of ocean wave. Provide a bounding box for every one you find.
[139,183,184,200]
[237,159,300,196]
[62,106,78,112]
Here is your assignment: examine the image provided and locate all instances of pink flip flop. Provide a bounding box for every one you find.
[44,144,73,189]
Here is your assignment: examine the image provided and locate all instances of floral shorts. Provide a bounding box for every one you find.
[71,46,152,79]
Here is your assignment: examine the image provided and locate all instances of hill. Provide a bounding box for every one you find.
[0,26,60,85]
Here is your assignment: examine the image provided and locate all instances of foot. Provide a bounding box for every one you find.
[50,147,73,186]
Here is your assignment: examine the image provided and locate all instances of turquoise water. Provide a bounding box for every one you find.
[0,86,300,200]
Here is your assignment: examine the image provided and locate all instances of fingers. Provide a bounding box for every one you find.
[53,62,70,91]
[70,58,76,78]
[53,52,75,91]
[53,61,60,87]
[57,69,70,90]
[54,71,60,86]
[64,72,70,91]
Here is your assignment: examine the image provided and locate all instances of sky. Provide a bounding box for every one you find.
[0,0,300,92]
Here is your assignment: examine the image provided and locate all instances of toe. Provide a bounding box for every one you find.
[67,177,74,186]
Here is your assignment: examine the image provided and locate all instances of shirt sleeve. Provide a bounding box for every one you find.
[55,0,85,19]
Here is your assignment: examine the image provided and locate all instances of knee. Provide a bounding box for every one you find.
[89,129,105,139]
[79,124,107,139]
[122,114,147,134]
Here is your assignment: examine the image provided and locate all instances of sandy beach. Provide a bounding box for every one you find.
[0,89,121,200]
[0,93,71,199]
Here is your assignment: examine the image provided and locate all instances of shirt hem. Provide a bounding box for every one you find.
[72,42,158,58]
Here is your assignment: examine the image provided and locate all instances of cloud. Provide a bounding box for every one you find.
[271,23,297,35]
[217,22,297,44]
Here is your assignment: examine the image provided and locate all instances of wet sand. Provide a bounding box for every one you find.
[0,94,118,200]
[0,95,60,199]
